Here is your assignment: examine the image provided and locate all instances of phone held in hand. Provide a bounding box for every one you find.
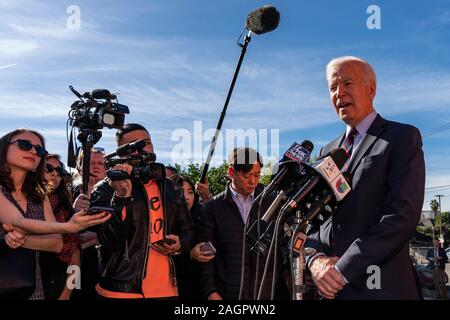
[152,237,176,246]
[200,241,217,256]
[86,206,115,215]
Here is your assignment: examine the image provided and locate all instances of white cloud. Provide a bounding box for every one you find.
[419,9,450,28]
[8,23,75,40]
[0,39,39,56]
[0,63,16,70]
[0,92,71,118]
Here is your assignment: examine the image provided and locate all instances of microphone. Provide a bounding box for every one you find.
[279,148,350,217]
[105,139,147,159]
[265,140,314,195]
[249,148,350,256]
[245,140,313,254]
[246,5,280,35]
[246,189,288,256]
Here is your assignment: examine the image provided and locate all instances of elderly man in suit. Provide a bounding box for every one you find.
[306,56,425,300]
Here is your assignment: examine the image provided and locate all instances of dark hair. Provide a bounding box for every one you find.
[170,174,201,221]
[0,129,47,203]
[115,123,149,142]
[165,165,178,176]
[227,147,263,173]
[45,154,73,212]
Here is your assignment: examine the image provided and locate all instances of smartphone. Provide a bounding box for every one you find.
[152,237,176,246]
[200,241,217,256]
[86,206,115,215]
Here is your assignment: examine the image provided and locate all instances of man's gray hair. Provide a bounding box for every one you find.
[326,56,377,85]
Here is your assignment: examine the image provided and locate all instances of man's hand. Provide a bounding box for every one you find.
[108,164,133,198]
[151,234,181,255]
[73,193,91,212]
[195,179,212,202]
[190,242,215,263]
[310,256,346,299]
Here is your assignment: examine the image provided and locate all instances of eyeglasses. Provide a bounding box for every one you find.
[9,139,48,158]
[45,164,67,177]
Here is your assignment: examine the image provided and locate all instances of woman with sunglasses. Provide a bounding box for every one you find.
[39,154,81,300]
[0,130,111,235]
[0,130,110,299]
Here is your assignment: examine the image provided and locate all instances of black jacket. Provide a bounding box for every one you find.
[306,115,425,299]
[197,183,288,300]
[91,178,194,295]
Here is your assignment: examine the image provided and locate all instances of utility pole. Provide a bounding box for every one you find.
[435,194,445,247]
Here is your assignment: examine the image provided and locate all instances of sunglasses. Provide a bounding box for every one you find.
[9,139,48,158]
[46,164,67,177]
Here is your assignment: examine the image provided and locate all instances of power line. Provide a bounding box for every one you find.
[425,184,450,191]
[423,122,450,135]
[423,122,450,138]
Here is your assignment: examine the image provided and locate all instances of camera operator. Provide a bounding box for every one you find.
[90,123,194,299]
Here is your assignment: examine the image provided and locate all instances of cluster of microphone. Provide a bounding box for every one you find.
[245,141,352,257]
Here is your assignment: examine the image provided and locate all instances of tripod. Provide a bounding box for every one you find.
[76,129,102,195]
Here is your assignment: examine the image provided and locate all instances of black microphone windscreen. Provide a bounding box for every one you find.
[91,89,111,100]
[301,140,314,153]
[133,139,147,150]
[246,5,280,35]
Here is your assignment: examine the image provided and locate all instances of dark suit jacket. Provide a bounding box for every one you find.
[306,114,425,299]
[197,183,268,300]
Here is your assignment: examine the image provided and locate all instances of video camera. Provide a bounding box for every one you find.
[68,86,129,130]
[66,86,130,195]
[104,139,165,184]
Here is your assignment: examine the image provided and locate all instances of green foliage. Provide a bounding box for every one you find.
[430,199,439,212]
[175,161,229,195]
[259,161,275,186]
[174,161,272,196]
[205,162,230,195]
[417,211,450,245]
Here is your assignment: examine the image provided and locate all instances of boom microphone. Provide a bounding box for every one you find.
[199,5,280,184]
[246,5,280,35]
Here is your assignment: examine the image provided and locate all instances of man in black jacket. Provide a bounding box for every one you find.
[306,56,425,300]
[90,123,194,299]
[197,147,270,300]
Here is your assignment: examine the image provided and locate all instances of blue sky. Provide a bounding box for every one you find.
[1,0,450,211]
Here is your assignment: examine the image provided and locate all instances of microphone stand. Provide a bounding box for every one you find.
[290,210,307,300]
[77,129,102,195]
[200,30,252,183]
[288,191,333,300]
